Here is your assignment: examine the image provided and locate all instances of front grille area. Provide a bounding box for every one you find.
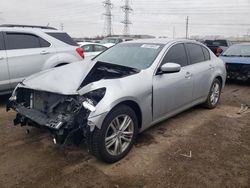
[226,63,250,79]
[16,88,68,114]
[226,63,250,73]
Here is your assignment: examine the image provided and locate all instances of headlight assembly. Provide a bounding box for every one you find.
[81,88,106,111]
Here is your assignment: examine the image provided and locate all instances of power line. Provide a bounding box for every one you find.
[103,0,113,36]
[121,0,133,36]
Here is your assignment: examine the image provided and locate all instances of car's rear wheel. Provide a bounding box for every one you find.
[87,105,138,163]
[203,78,222,109]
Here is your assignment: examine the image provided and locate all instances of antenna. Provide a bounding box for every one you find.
[103,0,113,36]
[121,0,133,36]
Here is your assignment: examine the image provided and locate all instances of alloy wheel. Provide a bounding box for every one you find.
[105,115,134,156]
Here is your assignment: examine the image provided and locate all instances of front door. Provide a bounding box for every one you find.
[153,43,194,121]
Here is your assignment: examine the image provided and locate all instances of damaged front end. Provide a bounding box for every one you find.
[226,63,250,81]
[7,87,106,145]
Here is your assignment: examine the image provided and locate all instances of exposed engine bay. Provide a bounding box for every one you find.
[7,87,105,145]
[80,61,140,88]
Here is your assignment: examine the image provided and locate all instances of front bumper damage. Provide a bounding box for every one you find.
[226,63,250,81]
[7,88,105,145]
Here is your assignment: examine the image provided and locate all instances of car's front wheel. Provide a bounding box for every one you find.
[204,78,222,109]
[87,105,138,163]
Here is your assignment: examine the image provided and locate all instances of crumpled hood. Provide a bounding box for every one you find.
[220,56,250,65]
[21,60,95,95]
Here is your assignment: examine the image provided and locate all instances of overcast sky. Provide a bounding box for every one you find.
[1,0,250,38]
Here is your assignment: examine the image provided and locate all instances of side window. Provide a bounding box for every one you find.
[82,45,93,52]
[202,46,210,61]
[39,37,51,47]
[162,43,188,67]
[94,45,107,52]
[46,32,78,46]
[186,43,205,64]
[117,39,123,43]
[0,32,4,50]
[6,33,41,50]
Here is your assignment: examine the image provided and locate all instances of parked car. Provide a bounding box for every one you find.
[204,39,232,56]
[220,43,250,81]
[78,42,113,58]
[100,37,133,45]
[0,24,84,95]
[7,39,226,163]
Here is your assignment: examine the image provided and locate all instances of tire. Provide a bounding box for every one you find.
[203,78,222,109]
[87,105,138,163]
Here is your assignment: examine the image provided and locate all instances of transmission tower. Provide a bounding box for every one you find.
[121,0,133,36]
[103,0,113,36]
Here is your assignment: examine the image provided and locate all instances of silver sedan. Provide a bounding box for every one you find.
[8,39,226,163]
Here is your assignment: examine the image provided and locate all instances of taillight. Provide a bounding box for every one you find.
[76,47,84,59]
[216,47,223,56]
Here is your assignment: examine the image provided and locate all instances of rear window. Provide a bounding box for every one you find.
[46,32,77,46]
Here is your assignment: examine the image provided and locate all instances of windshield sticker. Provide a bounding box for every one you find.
[141,44,160,49]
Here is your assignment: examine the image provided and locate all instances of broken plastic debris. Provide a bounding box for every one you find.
[237,104,248,114]
[180,151,192,158]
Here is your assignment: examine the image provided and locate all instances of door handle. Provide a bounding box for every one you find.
[185,72,192,79]
[0,57,4,60]
[40,51,50,55]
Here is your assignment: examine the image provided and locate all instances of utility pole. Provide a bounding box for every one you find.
[121,0,133,36]
[173,25,175,39]
[185,16,189,39]
[103,0,113,36]
[60,23,64,31]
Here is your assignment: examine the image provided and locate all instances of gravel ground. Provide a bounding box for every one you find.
[0,81,249,188]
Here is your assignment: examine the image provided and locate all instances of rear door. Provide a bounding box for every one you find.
[185,43,212,100]
[153,43,194,120]
[0,32,10,93]
[4,32,51,89]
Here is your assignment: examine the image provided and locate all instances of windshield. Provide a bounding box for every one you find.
[222,45,250,57]
[94,43,164,70]
[212,40,227,46]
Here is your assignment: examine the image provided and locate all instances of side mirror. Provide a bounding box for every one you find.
[159,62,181,74]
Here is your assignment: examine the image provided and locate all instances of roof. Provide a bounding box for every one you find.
[78,42,108,46]
[0,24,57,30]
[125,38,198,45]
[0,24,63,33]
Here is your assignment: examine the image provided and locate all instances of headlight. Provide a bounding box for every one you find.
[82,99,96,112]
[81,88,106,111]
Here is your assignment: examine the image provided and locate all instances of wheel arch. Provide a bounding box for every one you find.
[215,75,223,85]
[113,100,142,130]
